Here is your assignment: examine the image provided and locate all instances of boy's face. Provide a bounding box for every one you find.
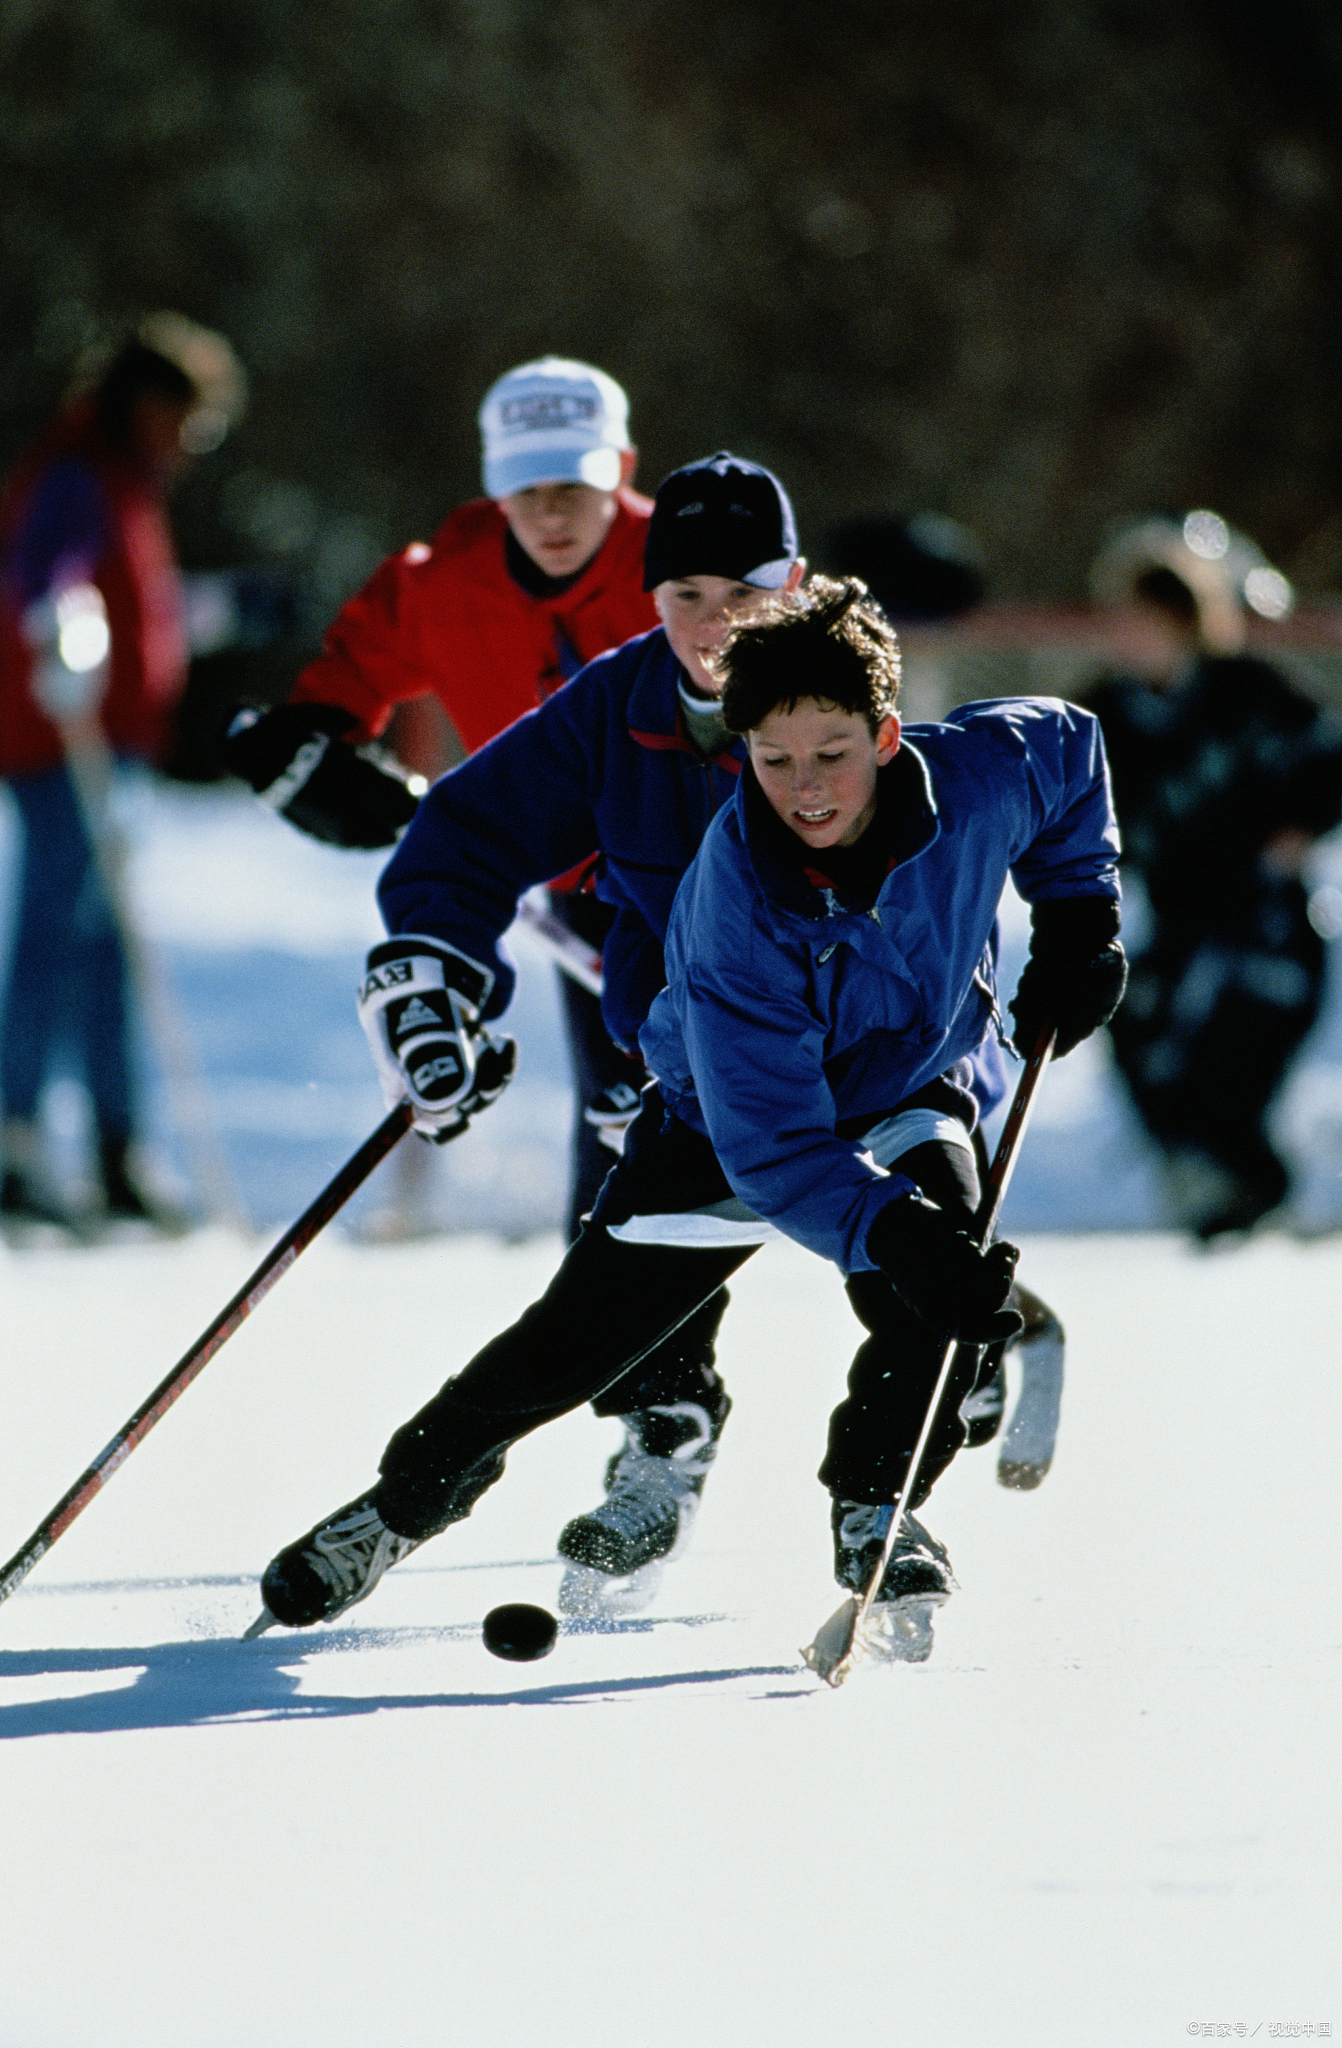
[654,567,803,698]
[500,481,619,579]
[747,698,900,850]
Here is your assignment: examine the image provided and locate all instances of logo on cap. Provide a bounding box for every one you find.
[499,393,599,434]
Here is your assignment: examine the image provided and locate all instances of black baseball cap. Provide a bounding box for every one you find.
[643,452,798,591]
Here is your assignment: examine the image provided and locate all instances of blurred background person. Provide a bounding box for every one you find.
[224,356,658,1239]
[1084,512,1342,1241]
[0,313,245,1230]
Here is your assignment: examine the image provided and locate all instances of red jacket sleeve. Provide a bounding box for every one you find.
[289,540,448,742]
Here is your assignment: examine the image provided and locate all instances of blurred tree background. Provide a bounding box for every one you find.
[3,0,1341,672]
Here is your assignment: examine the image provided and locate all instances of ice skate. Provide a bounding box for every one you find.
[805,1501,958,1671]
[1,1121,94,1243]
[556,1397,728,1618]
[0,1167,90,1242]
[997,1311,1065,1489]
[557,1557,670,1621]
[250,1492,423,1632]
[96,1138,196,1237]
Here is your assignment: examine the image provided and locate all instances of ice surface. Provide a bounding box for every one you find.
[1,1226,1340,2047]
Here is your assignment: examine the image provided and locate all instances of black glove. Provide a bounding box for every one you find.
[1009,895,1127,1059]
[358,934,518,1141]
[866,1194,1023,1343]
[223,702,424,849]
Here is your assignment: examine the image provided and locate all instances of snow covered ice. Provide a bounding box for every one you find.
[1,781,1340,2046]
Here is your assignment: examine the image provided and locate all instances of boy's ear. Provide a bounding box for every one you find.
[619,447,639,487]
[876,713,901,763]
[784,559,807,592]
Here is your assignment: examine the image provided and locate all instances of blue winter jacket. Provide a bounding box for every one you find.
[377,628,745,1049]
[639,697,1121,1273]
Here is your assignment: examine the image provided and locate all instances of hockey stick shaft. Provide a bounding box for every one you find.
[810,1028,1055,1684]
[0,1101,413,1611]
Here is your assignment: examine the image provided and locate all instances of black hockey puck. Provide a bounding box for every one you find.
[482,1602,558,1662]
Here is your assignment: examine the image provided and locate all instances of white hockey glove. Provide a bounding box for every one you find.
[358,935,518,1142]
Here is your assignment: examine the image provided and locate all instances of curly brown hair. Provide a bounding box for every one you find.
[718,575,901,737]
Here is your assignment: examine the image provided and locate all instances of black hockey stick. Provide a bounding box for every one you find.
[0,1101,413,1612]
[802,1028,1055,1686]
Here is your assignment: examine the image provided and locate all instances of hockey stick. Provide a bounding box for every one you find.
[515,888,604,997]
[802,1027,1055,1687]
[0,1101,413,1613]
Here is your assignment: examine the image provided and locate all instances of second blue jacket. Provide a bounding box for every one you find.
[377,627,745,1049]
[640,697,1121,1272]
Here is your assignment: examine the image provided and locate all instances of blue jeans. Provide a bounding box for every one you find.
[1,763,134,1141]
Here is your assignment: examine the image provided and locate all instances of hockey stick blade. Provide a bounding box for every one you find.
[802,1028,1055,1687]
[0,1103,413,1615]
[801,1597,862,1677]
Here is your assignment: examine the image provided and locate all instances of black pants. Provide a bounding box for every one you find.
[547,893,731,1425]
[373,1097,985,1542]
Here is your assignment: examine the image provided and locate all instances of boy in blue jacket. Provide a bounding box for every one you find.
[254,561,1121,1648]
[636,578,1123,1642]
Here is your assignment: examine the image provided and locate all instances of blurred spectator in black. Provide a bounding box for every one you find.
[0,313,244,1228]
[1085,512,1342,1241]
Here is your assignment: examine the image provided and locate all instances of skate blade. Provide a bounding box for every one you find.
[861,1594,944,1665]
[557,1559,665,1621]
[242,1606,279,1639]
[996,1457,1050,1491]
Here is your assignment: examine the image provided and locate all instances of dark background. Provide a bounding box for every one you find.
[4,0,1341,668]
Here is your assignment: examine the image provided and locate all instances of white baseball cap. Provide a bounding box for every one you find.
[479,356,631,498]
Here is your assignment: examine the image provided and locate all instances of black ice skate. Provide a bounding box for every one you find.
[556,1397,729,1619]
[247,1492,423,1634]
[826,1500,958,1665]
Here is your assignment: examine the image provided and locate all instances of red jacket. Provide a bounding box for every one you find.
[289,490,658,752]
[0,402,189,778]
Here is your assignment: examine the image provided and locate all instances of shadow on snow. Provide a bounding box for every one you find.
[0,1633,808,1740]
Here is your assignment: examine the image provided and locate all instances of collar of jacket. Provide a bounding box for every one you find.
[448,494,651,615]
[625,631,746,772]
[734,740,941,919]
